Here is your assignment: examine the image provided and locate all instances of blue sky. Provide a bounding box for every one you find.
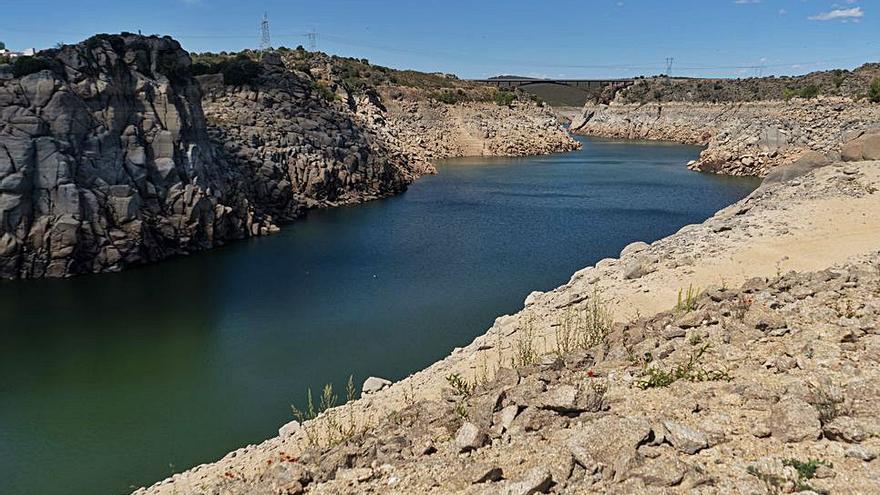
[0,0,877,79]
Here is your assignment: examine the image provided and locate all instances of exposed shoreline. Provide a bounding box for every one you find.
[134,120,880,493]
[570,97,880,176]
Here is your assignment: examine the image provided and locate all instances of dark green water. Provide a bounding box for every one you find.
[0,137,759,495]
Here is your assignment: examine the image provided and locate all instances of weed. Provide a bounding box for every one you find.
[514,315,539,367]
[556,289,613,355]
[675,284,699,314]
[688,334,703,346]
[636,344,730,389]
[290,375,366,448]
[783,458,831,481]
[445,373,475,397]
[732,294,753,321]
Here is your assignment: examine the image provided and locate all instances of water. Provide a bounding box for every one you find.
[0,137,759,495]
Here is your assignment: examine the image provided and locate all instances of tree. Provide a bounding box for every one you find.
[0,41,6,50]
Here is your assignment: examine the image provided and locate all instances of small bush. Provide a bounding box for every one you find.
[782,85,821,101]
[869,78,880,103]
[11,56,56,77]
[312,81,339,102]
[493,90,516,107]
[799,85,820,99]
[221,56,261,86]
[433,89,469,105]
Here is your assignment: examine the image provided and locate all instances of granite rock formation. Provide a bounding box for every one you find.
[0,34,272,279]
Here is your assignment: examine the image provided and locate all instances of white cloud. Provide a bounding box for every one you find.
[808,7,864,21]
[779,9,788,15]
[734,0,761,4]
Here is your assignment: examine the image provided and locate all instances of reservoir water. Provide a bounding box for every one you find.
[0,137,759,495]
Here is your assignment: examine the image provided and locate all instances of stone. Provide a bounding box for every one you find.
[673,309,714,329]
[745,305,786,331]
[471,465,503,484]
[497,466,553,495]
[662,421,709,454]
[568,416,652,481]
[845,445,876,462]
[822,416,867,443]
[760,151,830,187]
[620,241,650,258]
[768,398,821,443]
[455,421,488,452]
[361,376,392,395]
[278,420,301,438]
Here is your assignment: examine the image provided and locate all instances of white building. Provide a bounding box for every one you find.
[0,47,38,59]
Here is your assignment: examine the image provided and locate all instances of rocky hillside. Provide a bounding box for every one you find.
[570,64,880,177]
[133,155,880,494]
[0,37,577,279]
[0,34,275,279]
[200,48,580,165]
[616,64,880,104]
[197,52,423,217]
[572,99,880,176]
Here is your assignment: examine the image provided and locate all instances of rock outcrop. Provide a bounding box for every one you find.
[198,56,425,217]
[572,98,880,176]
[0,34,273,279]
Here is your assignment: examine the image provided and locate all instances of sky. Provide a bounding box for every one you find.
[0,0,877,79]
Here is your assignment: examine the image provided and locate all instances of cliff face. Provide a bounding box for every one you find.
[0,35,272,279]
[572,98,880,176]
[199,54,426,217]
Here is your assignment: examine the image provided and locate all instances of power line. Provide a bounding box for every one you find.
[306,28,317,51]
[259,12,271,52]
[665,57,674,76]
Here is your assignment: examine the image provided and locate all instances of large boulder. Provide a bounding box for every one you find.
[760,151,831,188]
[841,130,880,162]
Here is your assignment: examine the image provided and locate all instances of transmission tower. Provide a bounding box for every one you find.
[306,28,317,51]
[665,57,674,77]
[260,12,271,52]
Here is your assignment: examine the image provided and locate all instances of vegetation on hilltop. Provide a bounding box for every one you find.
[617,63,880,104]
[190,46,537,106]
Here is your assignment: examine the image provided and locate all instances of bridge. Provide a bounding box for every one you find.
[470,78,634,91]
[469,78,635,106]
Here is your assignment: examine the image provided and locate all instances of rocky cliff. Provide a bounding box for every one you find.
[572,98,880,176]
[198,53,423,217]
[0,34,275,279]
[0,38,577,279]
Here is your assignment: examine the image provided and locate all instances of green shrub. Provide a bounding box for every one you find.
[221,56,261,86]
[312,81,339,102]
[799,85,820,99]
[493,90,516,107]
[12,56,55,77]
[433,89,468,104]
[869,78,880,103]
[783,85,820,100]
